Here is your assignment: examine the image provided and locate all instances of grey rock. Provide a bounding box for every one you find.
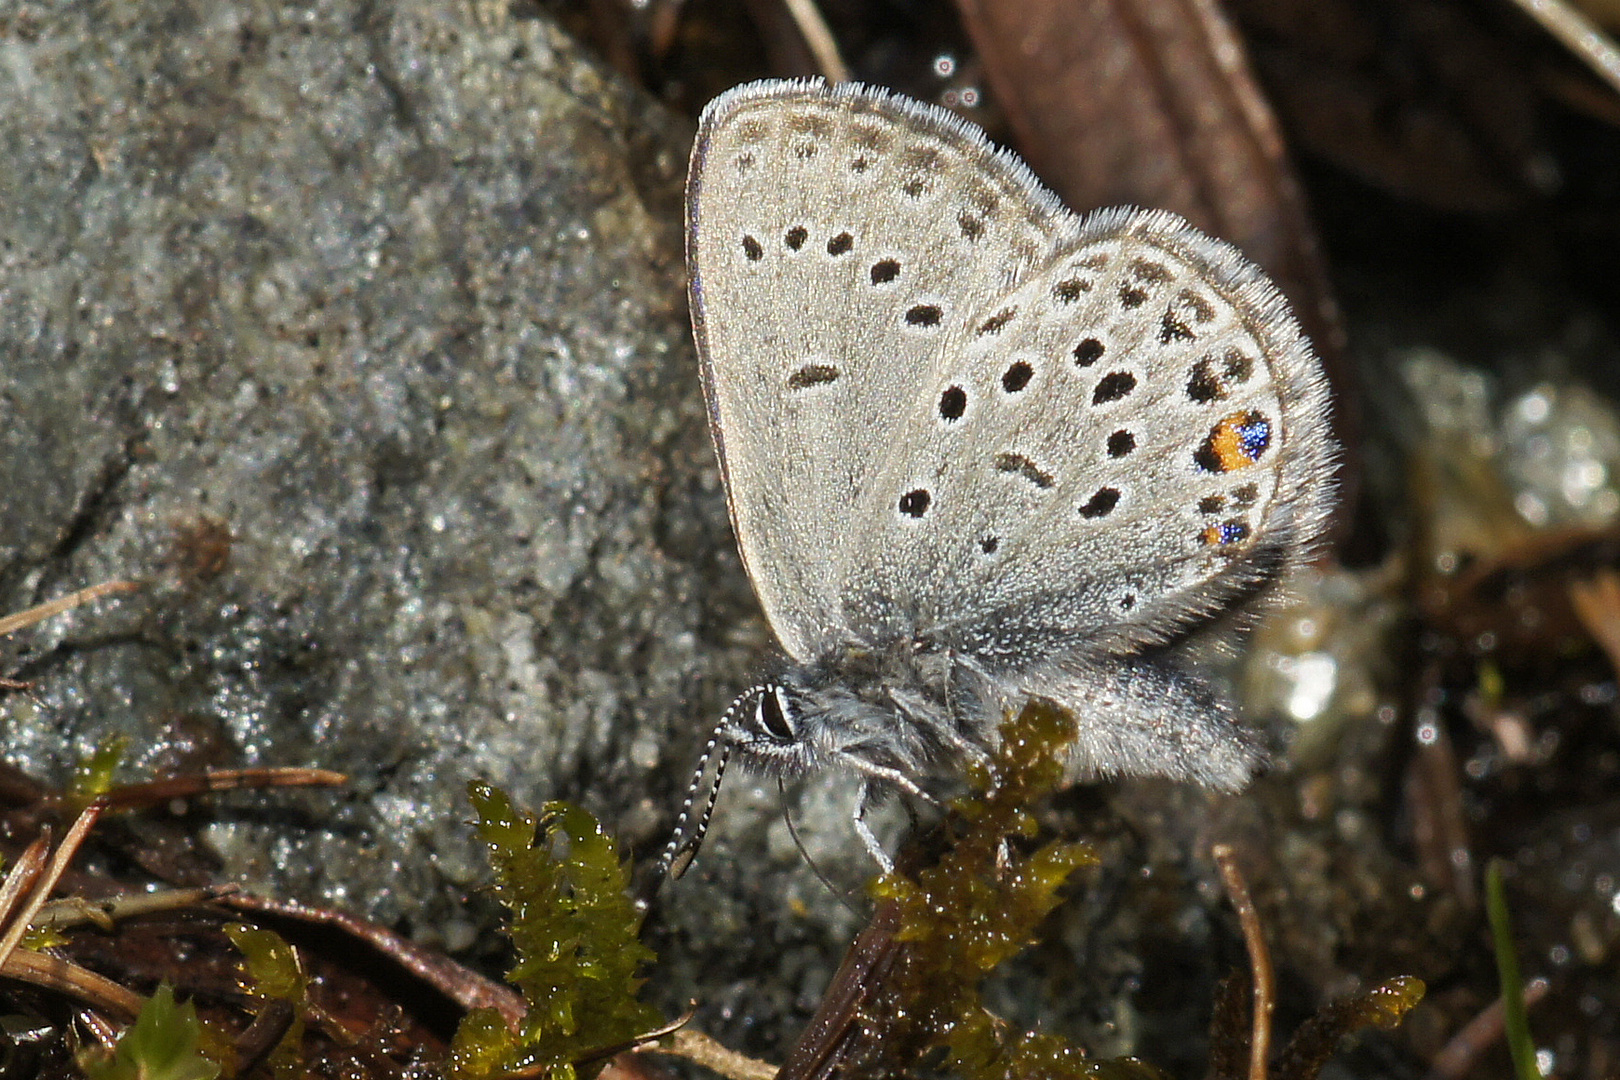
[0,0,833,1004]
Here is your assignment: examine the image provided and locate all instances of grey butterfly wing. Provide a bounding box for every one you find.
[686,80,1081,661]
[840,210,1335,785]
[841,208,1335,662]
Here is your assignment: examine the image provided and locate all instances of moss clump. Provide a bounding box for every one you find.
[1262,975,1425,1080]
[227,924,310,1078]
[68,734,130,806]
[865,700,1140,1080]
[857,701,1424,1079]
[449,784,659,1080]
[78,984,221,1080]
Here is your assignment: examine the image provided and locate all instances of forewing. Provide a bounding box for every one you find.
[687,80,1079,660]
[839,208,1335,664]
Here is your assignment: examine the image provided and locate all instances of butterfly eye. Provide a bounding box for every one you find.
[755,687,796,742]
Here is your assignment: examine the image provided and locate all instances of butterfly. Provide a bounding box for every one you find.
[663,79,1335,874]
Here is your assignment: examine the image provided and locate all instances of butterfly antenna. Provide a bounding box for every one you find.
[659,724,733,879]
[779,777,863,918]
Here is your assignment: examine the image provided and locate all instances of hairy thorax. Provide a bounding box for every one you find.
[769,638,994,781]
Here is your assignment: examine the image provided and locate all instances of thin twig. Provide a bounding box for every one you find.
[0,801,105,969]
[494,1006,705,1078]
[219,891,525,1024]
[1569,570,1620,676]
[660,1028,777,1080]
[1,947,144,1019]
[572,1002,699,1067]
[1213,844,1274,1080]
[0,580,140,637]
[35,885,240,932]
[0,832,52,936]
[780,0,849,83]
[233,999,298,1075]
[1426,978,1550,1080]
[1507,0,1620,97]
[87,766,349,811]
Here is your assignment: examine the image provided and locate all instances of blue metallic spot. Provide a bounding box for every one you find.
[1237,418,1271,462]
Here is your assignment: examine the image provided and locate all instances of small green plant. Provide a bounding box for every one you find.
[449,784,660,1080]
[226,924,310,1078]
[1486,858,1539,1080]
[1216,972,1424,1080]
[69,734,131,804]
[79,984,221,1080]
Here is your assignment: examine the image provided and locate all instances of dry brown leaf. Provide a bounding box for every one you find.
[953,0,1346,364]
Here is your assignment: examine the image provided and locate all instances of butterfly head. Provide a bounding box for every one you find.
[660,660,956,877]
[725,681,830,774]
[724,662,946,782]
[659,682,817,878]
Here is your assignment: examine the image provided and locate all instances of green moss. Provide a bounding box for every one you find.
[449,784,660,1080]
[69,734,130,803]
[1266,975,1426,1080]
[20,922,69,949]
[859,701,1424,1079]
[79,984,221,1080]
[227,924,307,1003]
[226,924,308,1079]
[864,700,1132,1080]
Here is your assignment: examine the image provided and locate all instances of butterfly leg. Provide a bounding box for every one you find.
[853,780,894,874]
[938,723,991,768]
[928,652,1000,767]
[892,689,990,767]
